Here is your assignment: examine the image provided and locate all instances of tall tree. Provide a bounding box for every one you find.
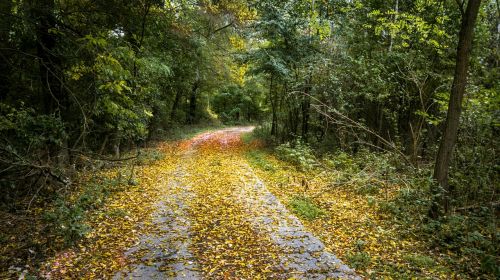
[431,0,482,217]
[0,0,13,101]
[31,0,65,116]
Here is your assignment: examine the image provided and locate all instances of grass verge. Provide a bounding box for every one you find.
[245,145,481,279]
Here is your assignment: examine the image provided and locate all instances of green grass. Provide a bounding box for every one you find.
[241,132,255,144]
[346,251,371,270]
[404,253,435,269]
[289,195,324,220]
[167,125,221,140]
[245,150,275,172]
[136,149,165,165]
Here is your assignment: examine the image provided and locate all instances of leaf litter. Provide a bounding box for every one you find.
[42,127,358,279]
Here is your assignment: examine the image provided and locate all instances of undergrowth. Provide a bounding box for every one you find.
[0,134,184,277]
[289,196,324,220]
[157,124,225,141]
[275,138,316,171]
[43,176,127,246]
[247,130,499,279]
[245,150,275,172]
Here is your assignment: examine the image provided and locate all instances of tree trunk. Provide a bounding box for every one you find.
[388,0,398,52]
[187,66,201,124]
[32,0,65,115]
[32,0,70,165]
[0,0,13,101]
[128,3,151,79]
[430,0,482,218]
[269,75,278,136]
[171,88,182,121]
[301,75,312,139]
[187,81,199,124]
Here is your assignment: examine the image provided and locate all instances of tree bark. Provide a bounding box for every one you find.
[31,0,71,165]
[388,0,399,52]
[0,0,12,101]
[301,95,310,138]
[170,88,182,120]
[32,0,65,115]
[187,80,199,124]
[269,75,278,136]
[431,0,482,218]
[187,67,201,124]
[301,75,312,139]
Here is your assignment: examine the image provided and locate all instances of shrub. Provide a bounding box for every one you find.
[252,123,275,144]
[136,149,165,165]
[275,138,316,171]
[43,199,89,245]
[289,195,324,220]
[404,253,435,269]
[346,251,371,270]
[43,176,123,246]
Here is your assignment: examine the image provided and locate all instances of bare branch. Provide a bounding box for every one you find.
[212,21,234,34]
[293,91,414,167]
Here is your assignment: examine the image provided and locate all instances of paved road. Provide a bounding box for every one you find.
[114,127,359,279]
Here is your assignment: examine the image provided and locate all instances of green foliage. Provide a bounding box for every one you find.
[368,4,452,53]
[211,83,265,124]
[0,0,250,202]
[323,150,400,197]
[0,105,67,148]
[403,253,435,269]
[0,0,497,278]
[136,150,165,165]
[275,139,316,171]
[245,150,275,172]
[423,214,498,276]
[324,152,356,170]
[43,177,123,246]
[43,199,90,246]
[289,195,324,220]
[251,124,276,144]
[240,132,255,144]
[316,147,497,278]
[346,251,371,270]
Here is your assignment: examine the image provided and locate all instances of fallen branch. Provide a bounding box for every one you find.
[454,201,500,212]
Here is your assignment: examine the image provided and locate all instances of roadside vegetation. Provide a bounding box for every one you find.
[247,135,498,278]
[1,0,498,278]
[0,126,212,278]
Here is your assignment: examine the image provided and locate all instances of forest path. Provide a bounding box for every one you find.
[115,127,359,279]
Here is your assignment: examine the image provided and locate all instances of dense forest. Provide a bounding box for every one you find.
[0,0,498,279]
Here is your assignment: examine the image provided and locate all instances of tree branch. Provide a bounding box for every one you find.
[455,0,466,15]
[212,21,234,35]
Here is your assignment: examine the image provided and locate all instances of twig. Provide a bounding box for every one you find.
[66,148,139,162]
[27,175,47,211]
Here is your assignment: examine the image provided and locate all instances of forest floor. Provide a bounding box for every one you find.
[40,127,359,279]
[5,127,465,279]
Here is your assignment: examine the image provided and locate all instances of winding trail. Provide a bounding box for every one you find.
[115,127,359,279]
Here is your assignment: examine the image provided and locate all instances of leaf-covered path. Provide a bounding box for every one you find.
[46,127,359,279]
[116,127,358,279]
